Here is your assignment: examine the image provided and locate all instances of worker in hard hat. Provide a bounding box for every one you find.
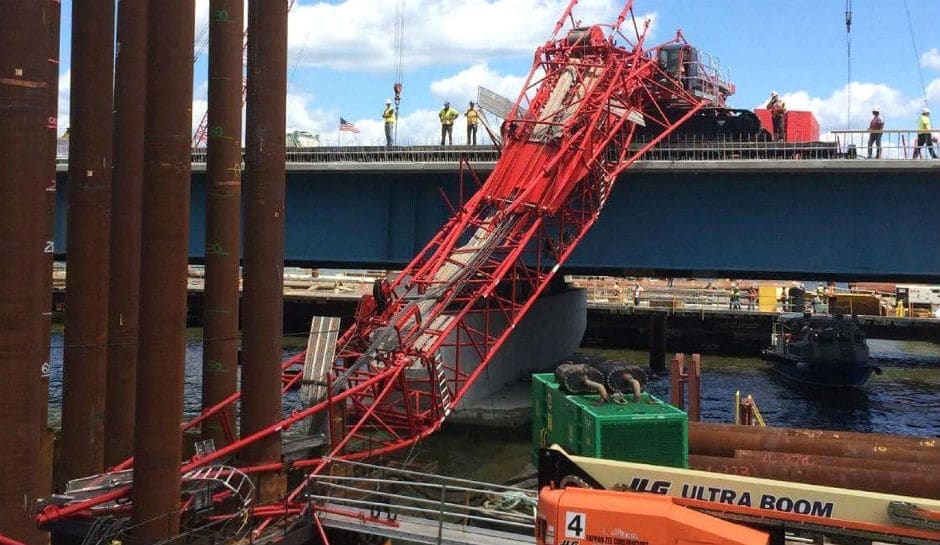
[913,107,937,159]
[867,106,884,159]
[766,91,787,142]
[382,98,396,147]
[465,101,480,145]
[438,101,459,145]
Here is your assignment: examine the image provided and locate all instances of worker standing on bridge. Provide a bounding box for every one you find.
[729,282,741,310]
[465,101,479,145]
[382,99,396,146]
[913,107,937,159]
[632,282,643,307]
[766,91,787,142]
[867,106,884,159]
[439,101,459,145]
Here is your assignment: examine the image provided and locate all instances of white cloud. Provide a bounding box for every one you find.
[286,0,643,72]
[429,63,527,107]
[920,48,940,71]
[57,69,71,137]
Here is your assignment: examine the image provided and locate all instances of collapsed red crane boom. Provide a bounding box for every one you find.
[36,0,707,538]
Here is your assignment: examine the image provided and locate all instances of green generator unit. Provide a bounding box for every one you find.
[531,373,688,468]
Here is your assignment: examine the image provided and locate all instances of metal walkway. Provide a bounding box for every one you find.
[303,457,536,545]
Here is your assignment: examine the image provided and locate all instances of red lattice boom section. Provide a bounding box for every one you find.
[36,1,708,539]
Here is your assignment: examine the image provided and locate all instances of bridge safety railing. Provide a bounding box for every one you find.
[569,278,751,311]
[301,457,535,543]
[187,145,503,165]
[830,129,940,160]
[628,136,842,161]
[56,132,939,164]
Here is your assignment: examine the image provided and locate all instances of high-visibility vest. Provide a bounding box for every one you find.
[919,114,931,132]
[465,108,479,125]
[383,106,396,124]
[439,108,458,125]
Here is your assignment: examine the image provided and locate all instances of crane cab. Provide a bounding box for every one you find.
[657,44,735,107]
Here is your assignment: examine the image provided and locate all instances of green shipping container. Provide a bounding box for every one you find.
[531,373,688,468]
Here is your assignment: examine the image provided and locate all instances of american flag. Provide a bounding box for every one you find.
[339,117,360,133]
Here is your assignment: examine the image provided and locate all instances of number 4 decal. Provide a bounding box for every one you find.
[565,511,586,538]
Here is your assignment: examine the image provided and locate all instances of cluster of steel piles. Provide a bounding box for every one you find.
[0,0,288,542]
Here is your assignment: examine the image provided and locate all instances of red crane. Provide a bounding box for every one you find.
[35,0,708,540]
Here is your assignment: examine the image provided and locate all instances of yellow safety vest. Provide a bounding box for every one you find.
[439,108,458,125]
[919,114,931,132]
[383,106,396,124]
[465,108,479,126]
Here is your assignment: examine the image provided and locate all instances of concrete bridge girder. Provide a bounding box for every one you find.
[54,160,940,281]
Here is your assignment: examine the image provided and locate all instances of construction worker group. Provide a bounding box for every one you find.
[438,100,479,145]
[381,98,482,146]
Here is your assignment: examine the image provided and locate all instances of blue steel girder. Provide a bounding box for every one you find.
[53,161,940,281]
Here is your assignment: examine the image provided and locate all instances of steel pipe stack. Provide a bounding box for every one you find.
[202,0,244,449]
[60,0,115,488]
[690,454,940,500]
[105,0,148,468]
[129,0,194,539]
[0,2,51,542]
[240,0,288,500]
[689,422,940,464]
[689,422,940,499]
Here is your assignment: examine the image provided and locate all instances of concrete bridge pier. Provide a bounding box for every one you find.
[445,288,587,427]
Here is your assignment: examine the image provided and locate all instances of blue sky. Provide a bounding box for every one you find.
[56,0,940,146]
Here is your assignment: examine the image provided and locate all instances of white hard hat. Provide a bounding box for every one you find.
[872,105,880,112]
[924,107,931,114]
[771,90,778,96]
[386,98,392,104]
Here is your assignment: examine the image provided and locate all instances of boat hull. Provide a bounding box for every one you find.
[760,350,876,388]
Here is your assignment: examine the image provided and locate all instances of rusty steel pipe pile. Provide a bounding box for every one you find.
[59,0,115,489]
[35,0,62,517]
[239,0,288,500]
[0,2,52,542]
[129,0,194,539]
[202,0,244,449]
[689,422,940,464]
[690,454,940,500]
[732,449,940,476]
[105,0,148,468]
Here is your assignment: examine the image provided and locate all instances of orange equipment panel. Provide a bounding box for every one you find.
[537,486,769,545]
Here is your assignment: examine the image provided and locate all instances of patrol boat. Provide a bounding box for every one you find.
[760,311,880,387]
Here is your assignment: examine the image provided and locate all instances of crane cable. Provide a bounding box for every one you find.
[845,0,851,130]
[902,0,930,108]
[393,0,405,143]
